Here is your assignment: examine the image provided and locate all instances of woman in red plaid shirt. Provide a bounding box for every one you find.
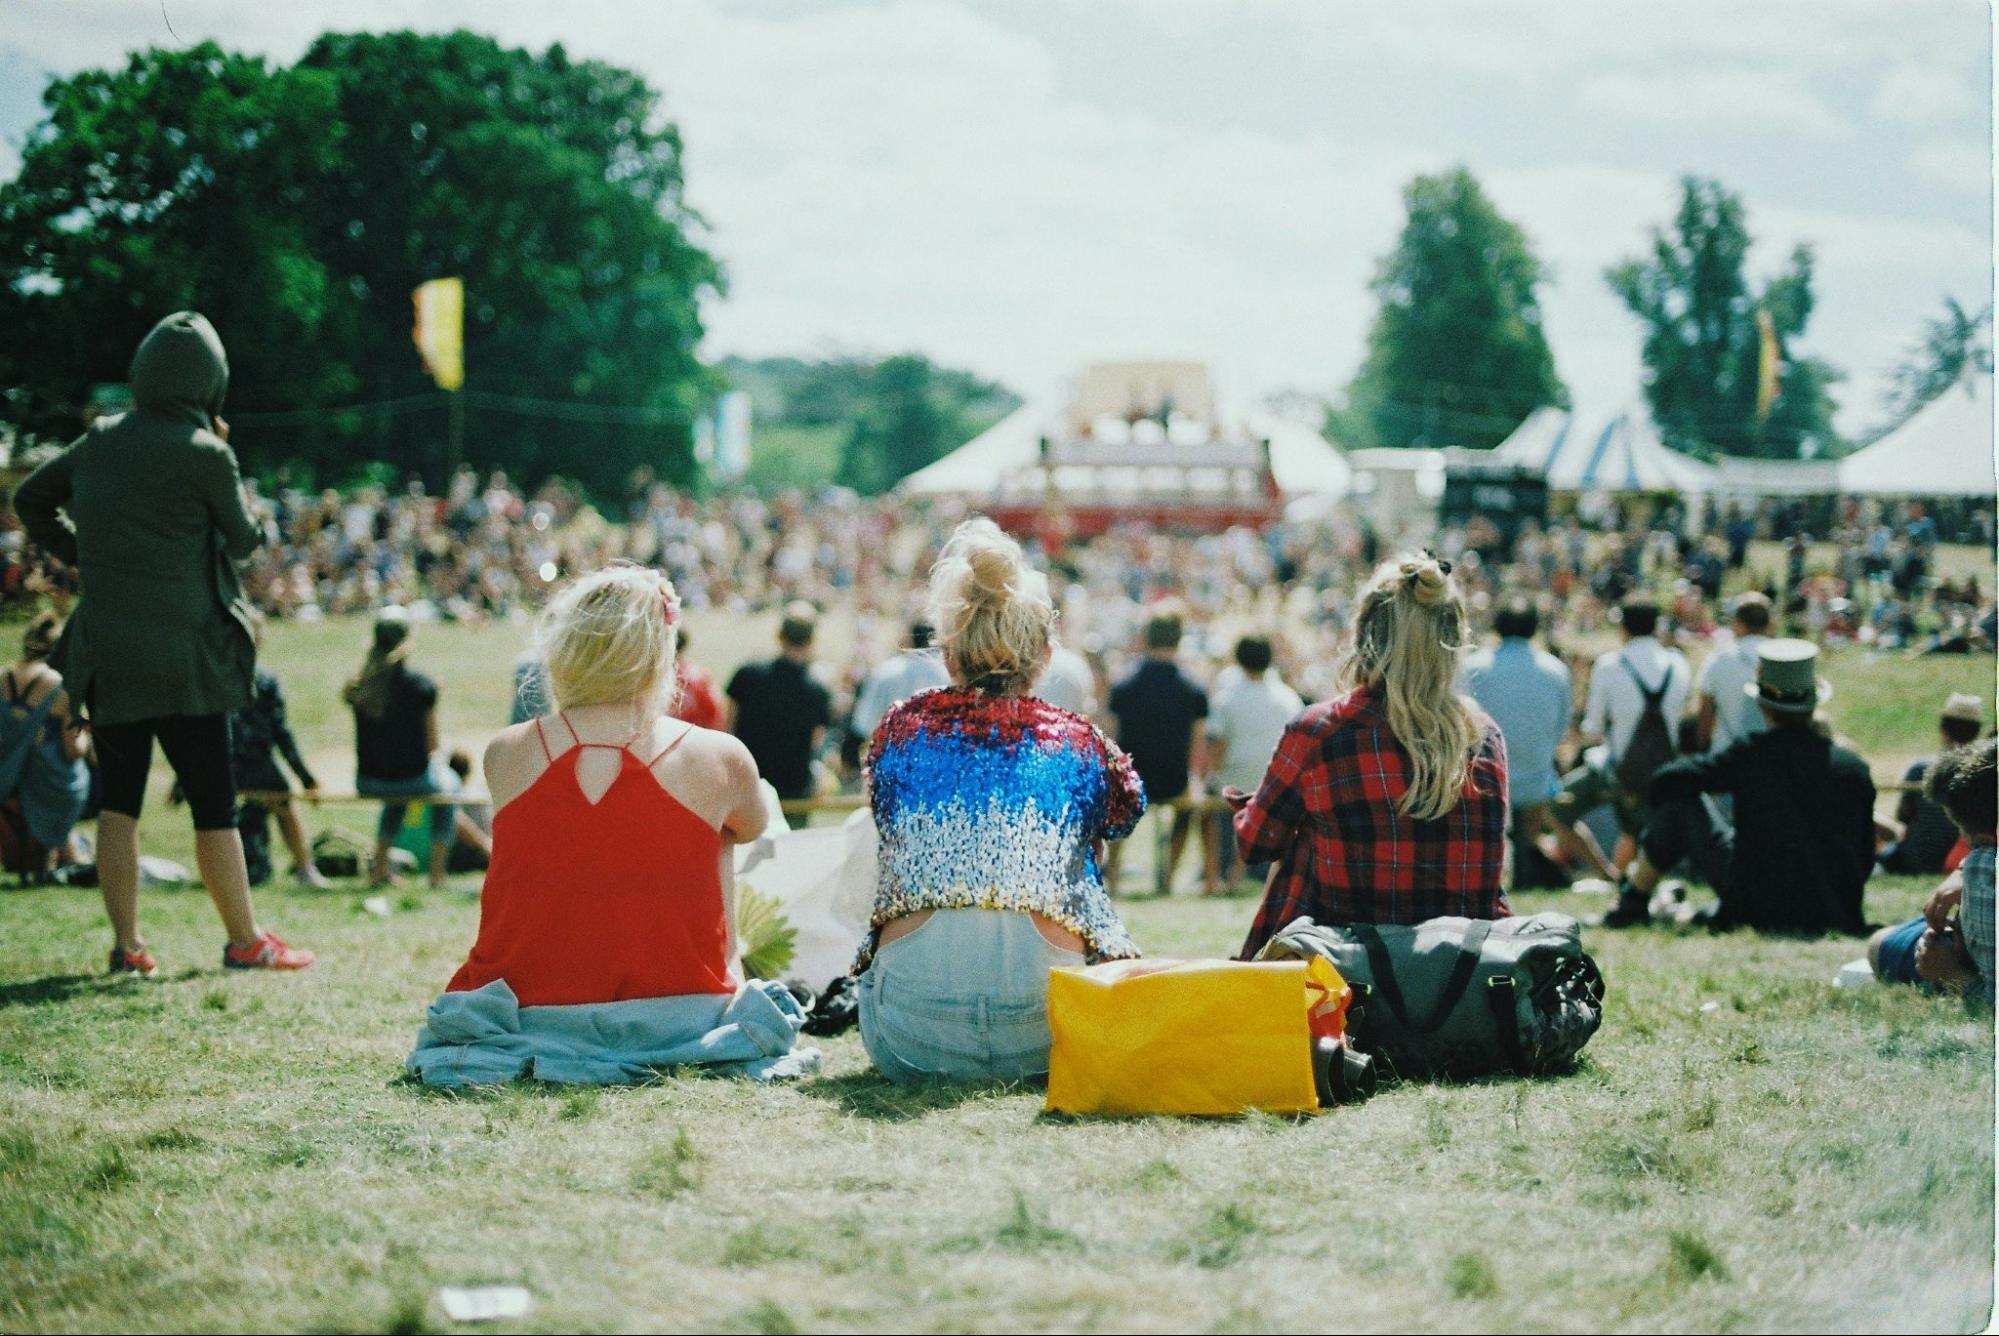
[1230,553,1510,958]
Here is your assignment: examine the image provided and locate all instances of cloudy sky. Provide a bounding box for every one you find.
[1,0,1991,438]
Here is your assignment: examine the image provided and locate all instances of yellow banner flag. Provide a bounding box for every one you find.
[413,277,465,392]
[1754,306,1780,421]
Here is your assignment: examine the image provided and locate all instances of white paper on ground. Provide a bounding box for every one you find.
[1833,958,1878,989]
[437,1286,533,1323]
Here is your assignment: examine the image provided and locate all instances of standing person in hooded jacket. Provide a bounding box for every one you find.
[11,311,314,976]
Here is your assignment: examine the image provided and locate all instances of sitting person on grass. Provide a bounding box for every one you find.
[857,518,1144,1085]
[345,610,461,890]
[1603,639,1874,934]
[1868,738,1996,1004]
[408,563,814,1086]
[1230,552,1510,960]
[0,610,92,879]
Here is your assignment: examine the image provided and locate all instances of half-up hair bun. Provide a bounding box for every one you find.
[929,517,1054,695]
[1402,555,1451,607]
[1342,551,1480,822]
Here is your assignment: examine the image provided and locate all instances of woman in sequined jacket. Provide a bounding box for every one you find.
[856,518,1145,1084]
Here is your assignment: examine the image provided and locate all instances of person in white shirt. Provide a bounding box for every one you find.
[850,619,951,742]
[1462,599,1620,886]
[1691,592,1772,755]
[1203,635,1303,894]
[1036,641,1099,719]
[1560,594,1691,868]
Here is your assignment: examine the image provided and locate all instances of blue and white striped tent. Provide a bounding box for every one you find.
[1494,406,1718,494]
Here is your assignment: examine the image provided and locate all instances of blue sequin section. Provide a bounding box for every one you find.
[857,688,1145,971]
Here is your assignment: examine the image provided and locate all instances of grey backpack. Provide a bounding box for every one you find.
[1256,914,1605,1080]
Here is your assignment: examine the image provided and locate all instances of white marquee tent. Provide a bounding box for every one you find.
[899,399,1352,499]
[1494,406,1718,493]
[1836,373,1994,498]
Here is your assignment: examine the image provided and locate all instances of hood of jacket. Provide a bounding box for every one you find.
[129,311,229,425]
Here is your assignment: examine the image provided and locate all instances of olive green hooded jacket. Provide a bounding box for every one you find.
[11,311,262,726]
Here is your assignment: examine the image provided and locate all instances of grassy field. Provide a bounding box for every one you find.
[0,606,1994,1333]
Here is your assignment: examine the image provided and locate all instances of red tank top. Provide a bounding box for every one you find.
[446,715,733,1006]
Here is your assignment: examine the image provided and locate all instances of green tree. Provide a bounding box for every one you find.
[1337,166,1565,451]
[1605,176,1842,459]
[0,31,721,496]
[1879,296,1992,431]
[835,355,958,496]
[0,45,347,442]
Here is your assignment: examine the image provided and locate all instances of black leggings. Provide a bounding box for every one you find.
[94,714,238,831]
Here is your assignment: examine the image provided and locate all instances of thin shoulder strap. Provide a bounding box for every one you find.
[557,711,583,747]
[532,716,554,763]
[646,719,697,767]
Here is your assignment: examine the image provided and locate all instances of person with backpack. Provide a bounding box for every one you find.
[1557,593,1689,877]
[1606,640,1874,934]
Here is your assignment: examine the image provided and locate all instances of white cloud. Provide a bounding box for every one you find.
[1907,138,1994,195]
[0,0,1989,443]
[1578,69,1849,140]
[1872,60,1981,125]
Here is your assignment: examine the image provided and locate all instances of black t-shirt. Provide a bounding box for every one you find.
[1108,658,1210,801]
[353,665,438,783]
[727,657,832,800]
[1889,757,1961,875]
[1650,725,1876,935]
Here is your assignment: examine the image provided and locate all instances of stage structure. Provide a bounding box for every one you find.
[901,360,1350,542]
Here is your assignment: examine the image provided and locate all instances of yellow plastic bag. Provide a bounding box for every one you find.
[1044,956,1348,1117]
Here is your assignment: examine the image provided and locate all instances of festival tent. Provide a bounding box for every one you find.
[1836,373,1995,498]
[900,399,1352,499]
[1494,406,1718,493]
[899,398,1058,496]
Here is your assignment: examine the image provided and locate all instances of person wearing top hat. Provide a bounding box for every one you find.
[1877,693,1986,876]
[1600,639,1875,934]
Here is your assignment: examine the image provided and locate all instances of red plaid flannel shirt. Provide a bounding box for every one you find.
[1236,686,1510,959]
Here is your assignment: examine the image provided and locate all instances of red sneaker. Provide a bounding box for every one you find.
[222,932,315,971]
[108,945,158,978]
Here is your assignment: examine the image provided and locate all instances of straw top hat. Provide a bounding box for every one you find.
[1942,693,1985,725]
[1744,638,1832,714]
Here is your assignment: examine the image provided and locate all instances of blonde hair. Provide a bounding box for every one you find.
[1339,552,1485,822]
[535,563,680,718]
[928,517,1053,695]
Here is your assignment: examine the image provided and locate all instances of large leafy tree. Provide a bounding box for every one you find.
[1606,176,1843,459]
[0,46,347,440]
[1337,166,1565,451]
[0,31,721,495]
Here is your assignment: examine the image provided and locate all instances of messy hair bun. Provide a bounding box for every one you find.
[929,517,1054,695]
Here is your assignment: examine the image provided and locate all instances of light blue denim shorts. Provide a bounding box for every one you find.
[857,908,1085,1084]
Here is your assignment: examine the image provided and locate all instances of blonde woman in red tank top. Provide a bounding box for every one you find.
[448,564,771,1007]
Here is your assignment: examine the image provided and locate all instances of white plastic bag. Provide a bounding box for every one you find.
[733,784,876,990]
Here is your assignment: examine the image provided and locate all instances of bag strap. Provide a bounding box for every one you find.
[1352,918,1494,1034]
[1485,973,1531,1075]
[1619,655,1670,706]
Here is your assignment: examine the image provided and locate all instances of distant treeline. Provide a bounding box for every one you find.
[719,354,1018,495]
